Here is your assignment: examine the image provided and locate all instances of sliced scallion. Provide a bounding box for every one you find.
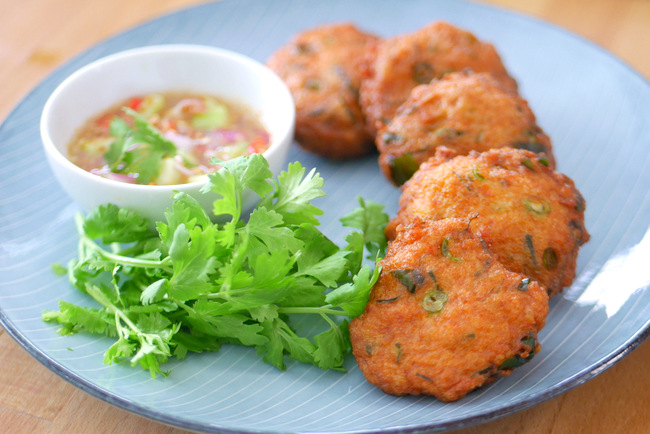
[524,198,551,215]
[422,288,448,313]
[543,247,558,270]
[388,153,419,186]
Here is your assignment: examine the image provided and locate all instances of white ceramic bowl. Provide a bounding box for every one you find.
[41,44,295,222]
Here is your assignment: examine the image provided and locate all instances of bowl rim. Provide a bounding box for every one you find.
[40,43,295,192]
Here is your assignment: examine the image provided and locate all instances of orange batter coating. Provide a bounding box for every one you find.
[350,217,549,401]
[266,23,379,159]
[376,71,555,186]
[387,147,589,297]
[359,21,518,136]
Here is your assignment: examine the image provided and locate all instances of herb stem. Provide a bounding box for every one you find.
[278,305,345,317]
[74,213,173,272]
[319,311,340,329]
[79,234,173,271]
[173,299,195,315]
[86,284,142,334]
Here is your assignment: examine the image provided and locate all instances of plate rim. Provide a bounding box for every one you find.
[2,306,648,433]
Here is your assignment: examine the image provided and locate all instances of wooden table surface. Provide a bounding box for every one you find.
[1,0,648,432]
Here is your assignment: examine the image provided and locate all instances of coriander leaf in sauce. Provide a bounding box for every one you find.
[105,108,178,184]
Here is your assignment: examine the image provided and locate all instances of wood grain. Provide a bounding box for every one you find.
[1,0,648,432]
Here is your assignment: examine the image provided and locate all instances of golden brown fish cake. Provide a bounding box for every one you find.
[377,71,555,186]
[386,147,589,297]
[349,218,549,401]
[359,21,518,136]
[266,23,379,159]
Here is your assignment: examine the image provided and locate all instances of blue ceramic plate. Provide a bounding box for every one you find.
[1,0,649,432]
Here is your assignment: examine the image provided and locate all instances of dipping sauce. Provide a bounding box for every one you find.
[67,92,271,185]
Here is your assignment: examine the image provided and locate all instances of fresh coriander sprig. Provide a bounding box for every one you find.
[43,154,388,376]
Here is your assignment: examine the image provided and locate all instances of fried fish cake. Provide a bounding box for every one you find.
[266,23,379,159]
[386,147,589,297]
[377,71,555,186]
[359,21,518,135]
[350,218,549,401]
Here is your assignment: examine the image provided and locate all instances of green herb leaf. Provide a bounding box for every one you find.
[167,224,220,301]
[313,320,350,370]
[391,269,417,293]
[42,300,114,336]
[325,265,381,318]
[499,335,537,370]
[260,161,326,225]
[340,196,389,263]
[83,203,153,244]
[525,234,537,266]
[441,238,462,262]
[51,263,68,276]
